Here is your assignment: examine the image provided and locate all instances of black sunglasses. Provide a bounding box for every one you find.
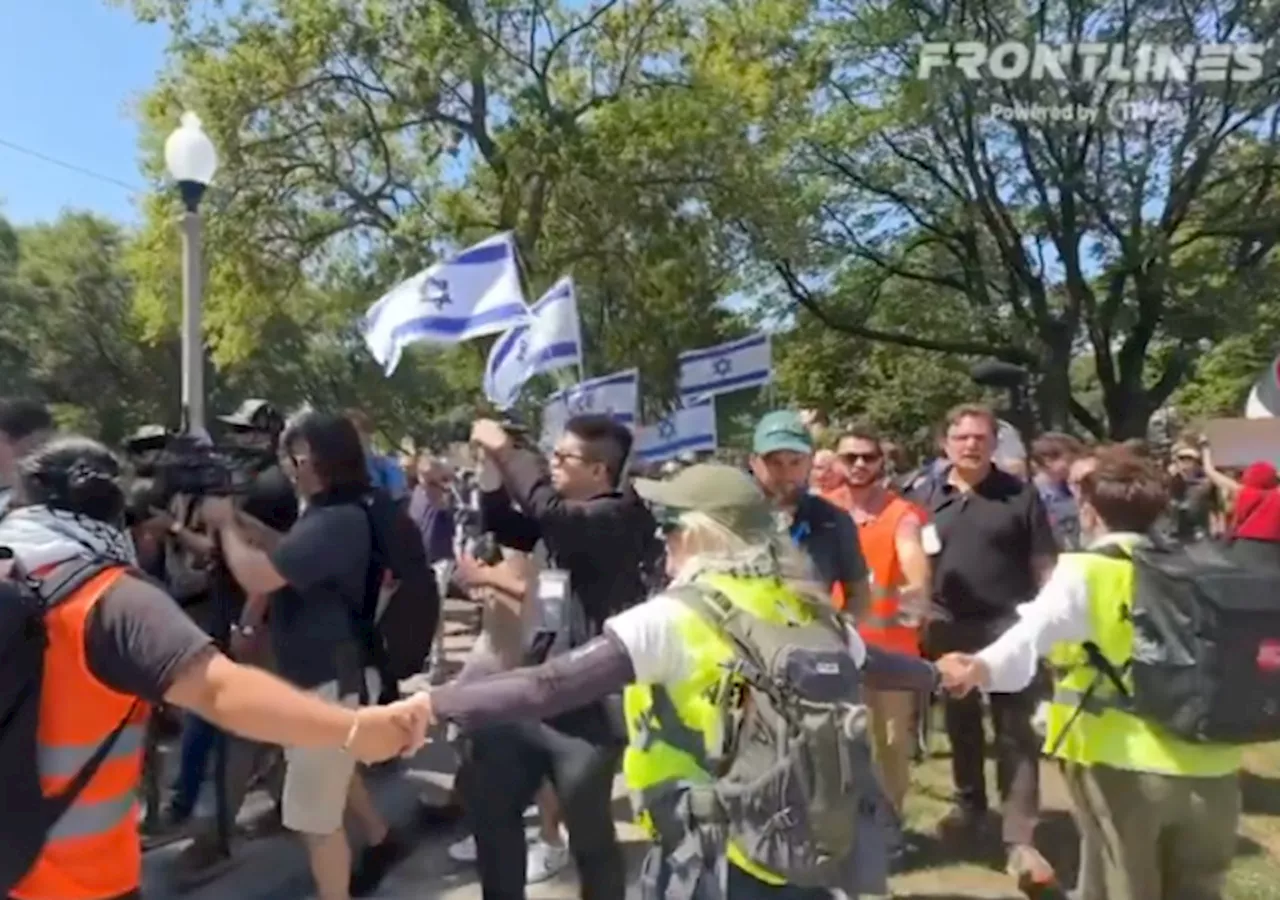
[838,451,883,465]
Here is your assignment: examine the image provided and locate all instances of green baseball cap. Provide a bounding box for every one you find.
[752,410,813,456]
[633,463,774,535]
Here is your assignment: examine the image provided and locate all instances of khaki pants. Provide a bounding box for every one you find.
[1061,762,1240,900]
[865,689,914,814]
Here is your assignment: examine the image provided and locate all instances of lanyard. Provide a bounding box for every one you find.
[790,518,811,544]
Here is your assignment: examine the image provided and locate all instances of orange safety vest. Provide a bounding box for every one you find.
[854,495,921,657]
[12,565,149,900]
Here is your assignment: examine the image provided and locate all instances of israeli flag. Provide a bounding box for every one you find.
[361,232,529,375]
[551,369,640,428]
[541,393,570,449]
[484,277,583,409]
[678,333,772,402]
[635,399,717,463]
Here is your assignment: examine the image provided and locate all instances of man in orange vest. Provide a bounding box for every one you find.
[828,425,932,819]
[0,437,429,900]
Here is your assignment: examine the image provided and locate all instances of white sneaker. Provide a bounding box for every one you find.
[447,835,477,863]
[526,838,571,884]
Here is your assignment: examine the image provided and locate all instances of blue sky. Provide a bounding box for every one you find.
[0,1,167,225]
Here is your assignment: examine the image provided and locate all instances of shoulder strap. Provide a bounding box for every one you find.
[45,702,141,823]
[30,559,142,823]
[667,583,768,673]
[30,559,121,611]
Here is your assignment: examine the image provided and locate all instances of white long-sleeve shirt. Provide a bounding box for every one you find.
[976,532,1144,693]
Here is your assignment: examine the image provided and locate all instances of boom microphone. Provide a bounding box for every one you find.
[970,359,1029,389]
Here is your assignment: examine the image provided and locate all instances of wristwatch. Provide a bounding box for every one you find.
[168,521,183,537]
[233,624,256,638]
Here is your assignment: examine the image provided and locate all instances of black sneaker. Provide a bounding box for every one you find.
[350,833,405,897]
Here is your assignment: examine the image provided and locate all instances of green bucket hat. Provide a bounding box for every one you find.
[633,463,774,535]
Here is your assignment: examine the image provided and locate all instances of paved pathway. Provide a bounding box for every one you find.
[143,598,648,900]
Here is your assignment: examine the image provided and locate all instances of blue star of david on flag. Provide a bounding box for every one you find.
[515,337,530,365]
[677,334,771,403]
[657,418,678,439]
[571,392,595,413]
[422,276,451,309]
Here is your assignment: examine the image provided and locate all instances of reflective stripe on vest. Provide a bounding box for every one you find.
[1041,551,1241,778]
[861,586,913,629]
[855,497,920,655]
[12,565,147,900]
[38,725,145,778]
[47,792,137,842]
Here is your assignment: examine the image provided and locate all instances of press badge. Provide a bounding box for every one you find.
[921,524,942,556]
[536,569,571,634]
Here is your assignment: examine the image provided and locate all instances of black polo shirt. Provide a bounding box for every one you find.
[790,493,867,603]
[913,465,1056,620]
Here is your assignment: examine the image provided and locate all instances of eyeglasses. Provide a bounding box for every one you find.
[838,452,883,465]
[550,450,590,466]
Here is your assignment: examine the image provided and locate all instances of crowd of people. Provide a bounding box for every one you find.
[0,392,1276,900]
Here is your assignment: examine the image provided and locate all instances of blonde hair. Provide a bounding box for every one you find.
[673,510,830,607]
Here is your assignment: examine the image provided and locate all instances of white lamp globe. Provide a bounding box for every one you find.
[164,112,218,186]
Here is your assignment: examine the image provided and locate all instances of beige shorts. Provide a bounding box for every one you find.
[281,670,380,835]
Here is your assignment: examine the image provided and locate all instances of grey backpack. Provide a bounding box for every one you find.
[668,583,876,888]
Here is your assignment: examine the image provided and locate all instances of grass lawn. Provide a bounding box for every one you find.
[886,739,1280,899]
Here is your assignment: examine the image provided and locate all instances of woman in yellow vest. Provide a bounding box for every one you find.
[414,463,940,898]
[936,447,1242,900]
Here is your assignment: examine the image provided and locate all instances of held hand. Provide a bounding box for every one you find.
[398,692,436,755]
[470,419,511,455]
[347,706,416,764]
[935,652,987,697]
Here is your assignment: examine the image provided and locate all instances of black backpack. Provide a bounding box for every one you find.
[0,555,139,894]
[1064,540,1280,745]
[356,491,440,685]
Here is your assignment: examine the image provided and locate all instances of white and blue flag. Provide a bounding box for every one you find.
[545,369,640,435]
[361,232,529,375]
[635,399,717,463]
[484,277,583,409]
[678,332,772,402]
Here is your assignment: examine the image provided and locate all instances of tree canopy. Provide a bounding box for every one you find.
[33,0,1280,446]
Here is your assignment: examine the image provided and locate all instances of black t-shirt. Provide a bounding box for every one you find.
[268,502,371,689]
[914,466,1057,620]
[791,493,868,602]
[84,573,216,703]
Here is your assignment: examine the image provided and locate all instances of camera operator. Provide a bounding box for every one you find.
[460,414,658,899]
[205,411,404,900]
[0,437,428,900]
[164,400,301,883]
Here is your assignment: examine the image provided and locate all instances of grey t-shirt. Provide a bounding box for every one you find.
[85,573,216,702]
[269,502,371,689]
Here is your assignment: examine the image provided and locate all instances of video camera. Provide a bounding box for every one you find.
[150,435,265,505]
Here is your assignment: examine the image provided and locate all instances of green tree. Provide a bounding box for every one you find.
[115,0,784,413]
[726,0,1280,438]
[0,213,180,443]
